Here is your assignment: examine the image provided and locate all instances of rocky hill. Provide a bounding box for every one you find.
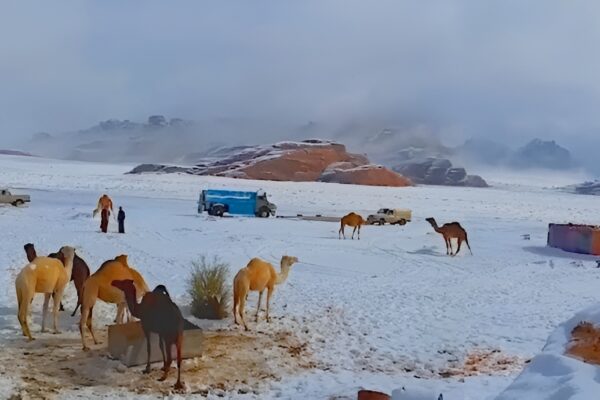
[510,139,575,170]
[130,140,412,187]
[0,149,34,157]
[393,158,488,187]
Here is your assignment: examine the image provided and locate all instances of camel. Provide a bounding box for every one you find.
[426,217,472,256]
[79,254,149,350]
[112,280,184,390]
[93,194,113,218]
[339,212,365,240]
[233,255,299,331]
[24,243,90,316]
[15,246,76,340]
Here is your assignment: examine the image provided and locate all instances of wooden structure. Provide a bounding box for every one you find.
[547,223,600,256]
[108,320,203,367]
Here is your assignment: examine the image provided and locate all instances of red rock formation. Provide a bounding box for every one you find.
[319,165,412,187]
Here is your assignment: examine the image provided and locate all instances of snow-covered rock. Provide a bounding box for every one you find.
[496,304,600,400]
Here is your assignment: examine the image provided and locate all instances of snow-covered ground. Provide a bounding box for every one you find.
[1,154,600,399]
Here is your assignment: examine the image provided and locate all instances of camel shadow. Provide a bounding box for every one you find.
[523,246,600,261]
[407,246,447,257]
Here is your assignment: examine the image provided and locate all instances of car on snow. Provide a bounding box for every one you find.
[367,208,412,225]
[0,188,31,206]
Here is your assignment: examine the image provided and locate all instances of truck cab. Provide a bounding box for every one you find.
[198,189,277,218]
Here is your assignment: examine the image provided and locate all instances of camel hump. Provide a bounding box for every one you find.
[114,254,129,267]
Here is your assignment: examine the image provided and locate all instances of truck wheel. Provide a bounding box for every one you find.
[12,200,24,207]
[211,205,225,217]
[398,219,407,226]
[379,219,385,225]
[258,207,270,218]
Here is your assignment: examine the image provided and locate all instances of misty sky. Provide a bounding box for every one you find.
[1,1,600,150]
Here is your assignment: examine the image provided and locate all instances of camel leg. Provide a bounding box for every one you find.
[339,224,345,240]
[357,225,361,240]
[80,306,90,350]
[233,294,239,326]
[115,303,125,324]
[448,238,454,256]
[17,292,34,340]
[52,289,64,333]
[239,294,248,331]
[87,306,98,344]
[160,338,173,382]
[72,283,83,317]
[174,333,184,390]
[351,226,356,240]
[455,238,463,256]
[255,290,263,322]
[266,287,275,323]
[143,330,152,374]
[159,336,168,371]
[41,293,51,333]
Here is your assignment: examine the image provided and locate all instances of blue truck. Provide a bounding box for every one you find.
[198,189,277,218]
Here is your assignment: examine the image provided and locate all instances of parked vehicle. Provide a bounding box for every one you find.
[367,208,412,225]
[0,188,31,206]
[198,189,277,218]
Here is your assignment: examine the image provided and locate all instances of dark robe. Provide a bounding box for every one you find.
[101,209,109,233]
[118,209,125,233]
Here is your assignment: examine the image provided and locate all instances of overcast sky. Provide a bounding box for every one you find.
[1,1,600,150]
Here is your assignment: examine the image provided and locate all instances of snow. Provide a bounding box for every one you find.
[1,154,600,399]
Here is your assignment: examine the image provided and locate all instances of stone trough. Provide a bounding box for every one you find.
[108,320,204,367]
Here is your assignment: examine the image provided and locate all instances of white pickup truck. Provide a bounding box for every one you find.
[367,208,412,225]
[0,188,31,206]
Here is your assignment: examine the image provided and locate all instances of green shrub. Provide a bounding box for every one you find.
[188,256,231,320]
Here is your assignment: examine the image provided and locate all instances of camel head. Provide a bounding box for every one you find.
[281,255,299,268]
[112,279,136,295]
[24,243,35,253]
[425,217,437,227]
[59,246,76,261]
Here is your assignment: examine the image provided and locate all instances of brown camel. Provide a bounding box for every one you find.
[24,243,91,316]
[79,254,149,350]
[93,194,113,218]
[15,246,76,340]
[112,280,184,390]
[233,255,299,331]
[426,217,472,256]
[339,212,365,240]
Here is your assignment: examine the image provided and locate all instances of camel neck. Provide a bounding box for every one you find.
[275,263,291,285]
[122,288,141,318]
[64,256,75,282]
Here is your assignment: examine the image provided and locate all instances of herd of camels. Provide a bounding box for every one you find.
[13,195,470,389]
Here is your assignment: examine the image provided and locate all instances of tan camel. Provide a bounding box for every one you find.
[92,194,113,218]
[339,212,365,240]
[79,254,149,350]
[426,217,472,256]
[15,246,76,340]
[233,255,299,331]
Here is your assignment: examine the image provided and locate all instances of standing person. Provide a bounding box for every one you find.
[118,206,126,234]
[101,208,110,233]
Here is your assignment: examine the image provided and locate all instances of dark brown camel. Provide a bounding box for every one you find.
[425,218,472,256]
[24,243,91,315]
[112,279,184,390]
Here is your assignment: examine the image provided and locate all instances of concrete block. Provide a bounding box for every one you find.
[108,320,203,367]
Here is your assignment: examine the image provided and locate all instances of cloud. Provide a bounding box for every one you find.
[1,0,599,153]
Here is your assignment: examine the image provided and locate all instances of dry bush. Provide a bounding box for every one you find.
[188,256,231,320]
